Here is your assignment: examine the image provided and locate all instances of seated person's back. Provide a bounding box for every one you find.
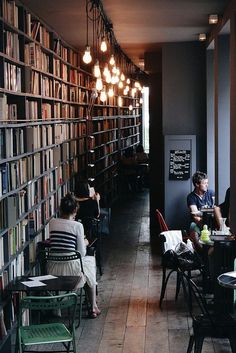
[135,144,149,164]
[75,180,100,239]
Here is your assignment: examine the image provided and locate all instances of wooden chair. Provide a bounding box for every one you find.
[18,293,78,353]
[180,270,236,353]
[155,209,169,232]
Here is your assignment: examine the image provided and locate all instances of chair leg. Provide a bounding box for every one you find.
[175,271,181,301]
[194,336,204,353]
[159,268,175,308]
[159,267,167,308]
[187,335,194,353]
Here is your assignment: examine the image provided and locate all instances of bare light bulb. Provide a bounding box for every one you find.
[103,64,109,77]
[109,55,115,66]
[106,71,111,83]
[108,86,114,97]
[83,46,92,64]
[100,88,107,102]
[118,96,123,107]
[118,81,123,89]
[94,60,101,78]
[120,73,125,81]
[123,89,128,95]
[126,78,130,84]
[100,37,107,52]
[111,75,116,85]
[96,77,103,91]
[128,104,133,111]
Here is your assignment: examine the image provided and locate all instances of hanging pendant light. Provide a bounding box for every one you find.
[108,86,114,97]
[96,77,103,91]
[100,37,107,52]
[83,0,92,64]
[94,60,101,78]
[103,64,109,77]
[83,45,92,64]
[100,87,107,102]
[105,70,111,83]
[118,96,123,107]
[109,54,115,66]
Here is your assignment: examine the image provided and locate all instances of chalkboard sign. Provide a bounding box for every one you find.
[169,150,191,180]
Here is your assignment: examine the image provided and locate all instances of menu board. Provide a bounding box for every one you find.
[169,149,191,180]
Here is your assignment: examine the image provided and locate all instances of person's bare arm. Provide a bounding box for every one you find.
[189,205,202,226]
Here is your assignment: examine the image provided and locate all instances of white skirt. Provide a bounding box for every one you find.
[47,255,97,288]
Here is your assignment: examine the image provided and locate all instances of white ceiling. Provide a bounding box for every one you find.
[20,0,229,68]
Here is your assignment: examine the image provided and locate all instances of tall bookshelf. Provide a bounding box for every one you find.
[0,0,142,350]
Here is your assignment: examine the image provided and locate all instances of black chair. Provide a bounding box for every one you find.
[80,217,103,276]
[159,231,204,309]
[180,270,236,353]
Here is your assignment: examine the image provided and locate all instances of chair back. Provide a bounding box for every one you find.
[160,230,183,253]
[44,249,84,273]
[19,292,77,327]
[155,209,169,232]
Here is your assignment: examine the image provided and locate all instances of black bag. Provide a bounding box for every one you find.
[162,249,178,268]
[175,242,202,271]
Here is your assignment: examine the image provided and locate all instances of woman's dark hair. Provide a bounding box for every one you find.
[60,193,78,216]
[75,182,90,198]
[136,144,144,153]
[192,171,208,187]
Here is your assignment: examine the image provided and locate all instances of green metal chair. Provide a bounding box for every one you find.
[18,293,78,353]
[43,249,89,326]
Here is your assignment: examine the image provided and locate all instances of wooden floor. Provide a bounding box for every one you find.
[57,191,232,352]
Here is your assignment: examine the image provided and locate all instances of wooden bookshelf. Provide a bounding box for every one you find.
[0,0,143,349]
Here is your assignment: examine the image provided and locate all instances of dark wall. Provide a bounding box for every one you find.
[148,42,207,232]
[162,42,206,169]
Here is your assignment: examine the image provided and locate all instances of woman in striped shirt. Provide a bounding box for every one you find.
[48,193,100,318]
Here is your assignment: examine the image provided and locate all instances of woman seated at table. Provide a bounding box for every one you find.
[48,193,100,318]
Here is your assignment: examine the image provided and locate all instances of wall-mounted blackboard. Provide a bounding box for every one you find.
[169,149,191,180]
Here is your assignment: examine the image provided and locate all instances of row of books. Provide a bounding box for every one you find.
[4,30,20,60]
[0,142,81,198]
[121,136,140,149]
[2,0,19,28]
[93,130,118,145]
[120,126,140,138]
[4,62,21,92]
[25,43,50,73]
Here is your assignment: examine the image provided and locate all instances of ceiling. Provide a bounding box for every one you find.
[20,0,229,69]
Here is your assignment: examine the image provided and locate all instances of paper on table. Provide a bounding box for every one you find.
[21,281,47,287]
[28,275,58,281]
[223,271,236,278]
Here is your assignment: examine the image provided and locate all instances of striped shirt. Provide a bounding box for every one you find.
[49,218,86,257]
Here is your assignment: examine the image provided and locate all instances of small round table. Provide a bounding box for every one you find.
[217,272,236,289]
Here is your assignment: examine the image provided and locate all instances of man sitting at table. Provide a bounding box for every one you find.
[187,171,221,236]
